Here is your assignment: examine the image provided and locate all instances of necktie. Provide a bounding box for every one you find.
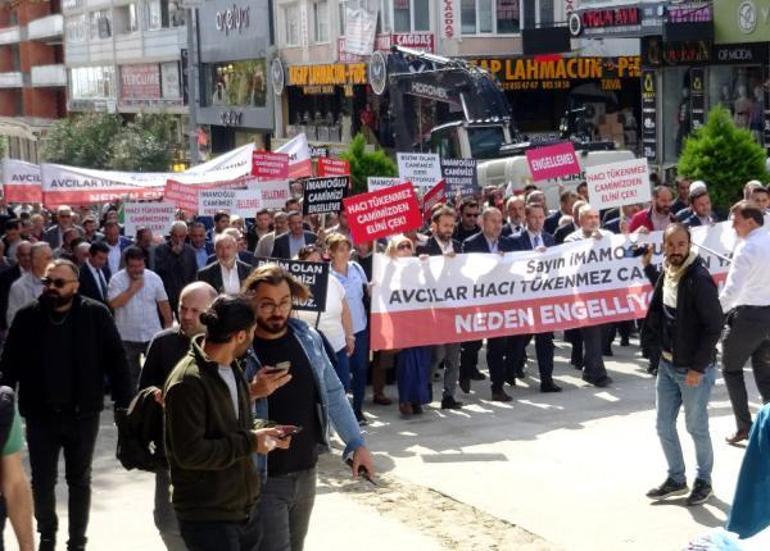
[98,270,108,299]
[533,235,541,248]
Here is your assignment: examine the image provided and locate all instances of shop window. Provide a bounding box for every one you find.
[394,0,429,33]
[65,14,87,43]
[89,10,112,40]
[283,4,300,46]
[70,66,116,99]
[115,4,139,35]
[709,65,765,145]
[314,0,329,43]
[462,0,520,34]
[147,0,186,31]
[205,60,267,108]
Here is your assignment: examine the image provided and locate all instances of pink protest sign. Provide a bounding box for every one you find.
[525,142,581,182]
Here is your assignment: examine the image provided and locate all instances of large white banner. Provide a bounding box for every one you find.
[186,143,255,175]
[275,133,312,178]
[2,159,42,203]
[370,222,737,350]
[41,164,168,207]
[343,0,379,56]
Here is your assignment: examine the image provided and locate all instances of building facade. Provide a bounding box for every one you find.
[0,0,66,161]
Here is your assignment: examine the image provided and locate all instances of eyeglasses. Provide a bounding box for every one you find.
[256,301,293,314]
[41,277,77,289]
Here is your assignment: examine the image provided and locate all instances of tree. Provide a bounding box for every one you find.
[340,133,397,194]
[42,113,121,169]
[677,105,768,209]
[107,126,172,172]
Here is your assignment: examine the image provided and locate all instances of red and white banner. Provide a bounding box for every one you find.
[422,179,446,221]
[586,158,652,210]
[252,151,290,180]
[276,133,312,178]
[317,157,350,177]
[164,175,250,213]
[2,159,42,203]
[343,182,422,243]
[369,223,736,350]
[41,164,166,207]
[525,141,581,182]
[186,143,255,175]
[198,188,263,218]
[247,179,292,210]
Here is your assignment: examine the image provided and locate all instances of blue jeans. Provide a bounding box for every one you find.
[349,329,369,414]
[655,359,715,484]
[179,502,261,551]
[334,348,351,392]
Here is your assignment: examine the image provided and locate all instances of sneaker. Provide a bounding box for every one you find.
[354,410,368,426]
[686,479,713,506]
[646,477,688,500]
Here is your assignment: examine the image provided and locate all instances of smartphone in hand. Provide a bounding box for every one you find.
[262,361,291,376]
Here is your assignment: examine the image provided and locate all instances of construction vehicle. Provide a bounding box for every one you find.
[370,45,635,199]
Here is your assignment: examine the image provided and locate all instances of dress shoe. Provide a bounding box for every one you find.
[470,370,487,381]
[504,373,517,386]
[540,382,562,393]
[603,348,614,357]
[459,377,471,394]
[398,402,413,416]
[725,428,750,445]
[514,367,527,379]
[583,374,613,388]
[372,394,392,406]
[412,404,424,415]
[572,360,584,371]
[491,390,513,402]
[441,396,463,410]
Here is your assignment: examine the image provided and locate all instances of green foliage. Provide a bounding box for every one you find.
[677,105,768,209]
[340,133,397,194]
[41,112,180,172]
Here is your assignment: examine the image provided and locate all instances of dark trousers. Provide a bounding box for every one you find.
[581,324,608,383]
[258,468,316,551]
[565,329,583,367]
[486,337,509,392]
[605,321,632,349]
[123,340,149,393]
[179,502,261,551]
[509,333,555,385]
[722,306,770,432]
[26,413,100,549]
[459,340,483,379]
[155,470,186,550]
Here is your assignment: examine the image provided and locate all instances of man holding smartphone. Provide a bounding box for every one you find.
[243,264,375,551]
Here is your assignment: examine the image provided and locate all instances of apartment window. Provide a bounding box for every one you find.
[62,0,83,10]
[314,0,329,43]
[523,0,553,28]
[65,14,88,43]
[70,66,117,98]
[89,10,112,40]
[147,0,186,30]
[115,4,139,34]
[393,0,428,32]
[283,4,300,46]
[462,0,521,34]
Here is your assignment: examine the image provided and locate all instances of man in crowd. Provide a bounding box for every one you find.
[0,241,31,336]
[509,204,561,393]
[140,281,217,550]
[417,206,463,410]
[576,181,589,201]
[629,186,676,232]
[641,223,722,506]
[246,208,273,251]
[81,217,102,243]
[565,205,614,387]
[43,206,79,249]
[327,209,352,241]
[2,220,22,261]
[749,185,770,213]
[683,187,720,227]
[0,259,132,551]
[154,221,198,315]
[164,294,289,550]
[453,199,481,243]
[53,227,81,261]
[108,246,172,391]
[719,201,770,444]
[207,211,231,241]
[101,221,132,276]
[461,207,517,401]
[671,176,692,216]
[198,233,252,295]
[271,211,317,259]
[211,228,256,267]
[554,199,586,245]
[255,211,288,259]
[135,228,156,270]
[501,195,526,237]
[78,241,111,306]
[545,190,578,235]
[7,242,51,328]
[188,222,214,271]
[242,264,374,550]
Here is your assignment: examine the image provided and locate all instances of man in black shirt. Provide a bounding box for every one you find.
[453,198,481,243]
[243,264,374,551]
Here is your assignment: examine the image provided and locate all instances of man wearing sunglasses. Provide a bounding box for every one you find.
[0,259,132,551]
[453,199,481,243]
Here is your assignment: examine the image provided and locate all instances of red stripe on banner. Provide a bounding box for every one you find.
[43,187,164,208]
[288,159,313,179]
[4,184,42,203]
[370,273,727,350]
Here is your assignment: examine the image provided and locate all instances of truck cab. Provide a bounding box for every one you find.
[429,121,514,160]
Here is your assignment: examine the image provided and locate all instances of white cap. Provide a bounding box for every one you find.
[689,180,707,194]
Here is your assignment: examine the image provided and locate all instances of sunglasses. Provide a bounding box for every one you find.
[40,277,76,289]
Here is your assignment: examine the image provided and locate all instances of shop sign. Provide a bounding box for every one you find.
[302,86,336,95]
[215,5,249,35]
[666,2,712,23]
[641,69,657,163]
[640,2,666,35]
[712,43,769,64]
[441,0,456,39]
[392,32,435,53]
[471,56,640,92]
[642,37,710,66]
[120,64,161,99]
[571,5,641,37]
[408,81,450,101]
[288,63,367,87]
[689,67,705,132]
[714,0,770,44]
[219,110,243,126]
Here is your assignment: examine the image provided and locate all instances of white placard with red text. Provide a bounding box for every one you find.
[123,202,176,237]
[585,158,652,210]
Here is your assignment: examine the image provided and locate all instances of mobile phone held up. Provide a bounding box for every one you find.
[276,425,303,440]
[623,244,650,258]
[262,361,291,376]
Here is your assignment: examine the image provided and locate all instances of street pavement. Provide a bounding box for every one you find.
[4,336,770,550]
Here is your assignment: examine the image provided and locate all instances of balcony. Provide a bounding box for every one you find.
[30,64,66,87]
[27,14,64,43]
[0,72,24,88]
[0,26,22,46]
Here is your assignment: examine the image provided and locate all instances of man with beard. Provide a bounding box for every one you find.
[641,224,722,506]
[242,264,375,551]
[629,185,676,233]
[154,222,198,315]
[163,295,290,551]
[0,259,132,550]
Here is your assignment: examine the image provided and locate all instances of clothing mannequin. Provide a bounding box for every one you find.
[734,85,752,129]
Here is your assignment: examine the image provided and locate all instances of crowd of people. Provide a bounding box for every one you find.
[0,170,765,550]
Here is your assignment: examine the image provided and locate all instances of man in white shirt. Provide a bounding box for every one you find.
[197,233,252,295]
[720,200,770,444]
[108,246,172,391]
[6,242,52,328]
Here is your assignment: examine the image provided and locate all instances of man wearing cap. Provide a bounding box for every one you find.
[43,206,81,250]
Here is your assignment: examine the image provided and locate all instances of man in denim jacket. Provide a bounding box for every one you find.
[243,264,374,551]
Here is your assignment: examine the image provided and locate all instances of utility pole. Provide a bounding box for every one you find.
[185,3,201,166]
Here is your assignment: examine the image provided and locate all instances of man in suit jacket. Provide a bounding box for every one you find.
[509,204,561,393]
[460,207,517,402]
[79,241,112,306]
[417,206,464,410]
[206,228,257,266]
[683,188,721,228]
[501,195,526,237]
[271,211,317,259]
[43,205,82,249]
[544,190,578,236]
[155,222,199,314]
[197,233,252,294]
[0,241,31,333]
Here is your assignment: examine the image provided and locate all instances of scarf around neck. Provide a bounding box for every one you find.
[662,250,698,309]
